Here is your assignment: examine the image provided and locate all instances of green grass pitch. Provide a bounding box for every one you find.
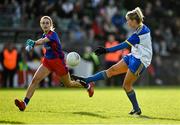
[0,87,180,124]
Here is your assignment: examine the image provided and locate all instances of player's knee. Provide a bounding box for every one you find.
[31,77,42,84]
[107,66,118,77]
[106,68,115,78]
[122,83,132,92]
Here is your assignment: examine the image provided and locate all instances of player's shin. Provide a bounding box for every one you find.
[126,89,140,111]
[85,70,108,83]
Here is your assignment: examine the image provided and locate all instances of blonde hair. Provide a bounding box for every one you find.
[40,16,55,31]
[126,7,144,24]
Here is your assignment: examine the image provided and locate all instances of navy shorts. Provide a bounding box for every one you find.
[123,54,146,76]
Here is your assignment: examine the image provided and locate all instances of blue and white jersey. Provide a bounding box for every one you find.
[125,24,152,67]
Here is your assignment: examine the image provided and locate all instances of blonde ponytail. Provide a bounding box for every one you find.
[135,7,144,22]
[126,7,144,24]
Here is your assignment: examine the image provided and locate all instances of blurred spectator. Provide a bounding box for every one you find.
[70,27,87,43]
[68,14,80,31]
[105,0,117,22]
[18,46,28,87]
[0,0,179,56]
[83,46,100,73]
[61,0,74,18]
[153,28,169,56]
[111,11,126,31]
[0,42,19,87]
[104,34,129,86]
[103,19,117,34]
[58,0,74,31]
[12,0,21,27]
[51,10,61,29]
[92,16,104,40]
[153,55,163,85]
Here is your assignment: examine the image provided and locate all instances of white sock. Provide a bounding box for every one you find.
[87,84,90,90]
[23,101,27,106]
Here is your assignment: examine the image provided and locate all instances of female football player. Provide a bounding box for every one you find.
[72,7,152,115]
[15,16,94,111]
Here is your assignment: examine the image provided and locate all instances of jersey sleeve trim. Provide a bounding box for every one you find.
[125,40,133,47]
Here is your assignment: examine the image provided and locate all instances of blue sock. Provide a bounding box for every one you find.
[126,90,140,111]
[85,70,108,83]
[24,97,30,106]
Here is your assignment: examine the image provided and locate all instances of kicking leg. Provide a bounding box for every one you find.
[72,59,128,83]
[106,59,128,78]
[61,72,95,97]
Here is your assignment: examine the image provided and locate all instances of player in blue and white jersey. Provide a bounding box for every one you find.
[72,7,152,115]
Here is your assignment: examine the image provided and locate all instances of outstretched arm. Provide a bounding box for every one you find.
[94,42,129,56]
[94,40,133,55]
[34,37,50,46]
[94,33,140,55]
[106,41,129,52]
[25,37,50,51]
[27,37,50,47]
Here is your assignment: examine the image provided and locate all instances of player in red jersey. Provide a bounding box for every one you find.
[15,16,94,111]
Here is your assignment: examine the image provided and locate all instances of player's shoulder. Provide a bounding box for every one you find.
[47,30,59,38]
[129,32,139,40]
[136,24,150,35]
[49,30,58,36]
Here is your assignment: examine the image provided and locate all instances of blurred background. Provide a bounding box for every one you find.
[0,0,179,88]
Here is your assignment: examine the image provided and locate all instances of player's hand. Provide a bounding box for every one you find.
[94,46,108,56]
[26,39,35,48]
[25,45,33,52]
